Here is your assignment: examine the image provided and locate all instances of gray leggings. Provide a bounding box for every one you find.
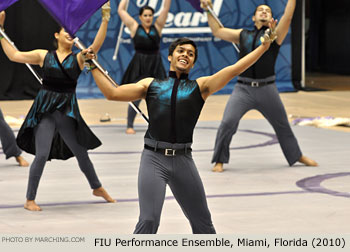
[212,83,302,166]
[0,109,21,159]
[127,100,141,128]
[26,111,101,200]
[134,140,216,234]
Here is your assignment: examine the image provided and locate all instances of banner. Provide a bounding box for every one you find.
[185,0,203,12]
[37,0,108,36]
[76,0,295,98]
[0,0,19,12]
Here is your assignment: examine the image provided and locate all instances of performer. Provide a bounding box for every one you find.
[85,22,275,232]
[0,3,115,211]
[117,0,171,134]
[200,0,318,172]
[0,108,29,167]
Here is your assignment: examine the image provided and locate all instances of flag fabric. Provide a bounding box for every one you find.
[185,0,203,12]
[37,0,108,36]
[0,0,19,12]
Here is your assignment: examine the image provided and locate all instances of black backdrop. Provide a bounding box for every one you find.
[0,0,58,100]
[306,0,350,74]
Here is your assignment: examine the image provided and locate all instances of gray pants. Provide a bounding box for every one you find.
[212,80,302,166]
[127,100,141,128]
[134,139,216,234]
[0,109,21,159]
[26,111,101,200]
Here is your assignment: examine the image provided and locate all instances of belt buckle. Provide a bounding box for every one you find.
[251,81,259,87]
[165,148,176,156]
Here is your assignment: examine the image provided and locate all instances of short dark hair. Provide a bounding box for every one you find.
[254,5,273,16]
[168,38,198,63]
[139,6,154,15]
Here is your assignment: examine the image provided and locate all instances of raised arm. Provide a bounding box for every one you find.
[275,0,296,45]
[0,11,47,66]
[200,0,242,44]
[198,43,269,99]
[198,20,277,99]
[91,68,151,102]
[89,1,110,53]
[77,2,111,68]
[82,49,150,101]
[118,0,138,37]
[154,0,171,35]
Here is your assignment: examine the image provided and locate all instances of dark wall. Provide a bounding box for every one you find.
[0,0,58,100]
[307,0,350,74]
[291,0,302,89]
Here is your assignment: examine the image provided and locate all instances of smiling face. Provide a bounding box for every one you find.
[139,9,154,28]
[168,44,196,73]
[252,5,273,25]
[54,28,74,49]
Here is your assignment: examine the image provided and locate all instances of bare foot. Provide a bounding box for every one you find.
[24,200,42,211]
[298,155,318,166]
[93,187,116,203]
[212,162,224,172]
[125,128,136,134]
[15,156,29,167]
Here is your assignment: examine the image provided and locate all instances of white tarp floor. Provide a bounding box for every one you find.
[0,120,349,234]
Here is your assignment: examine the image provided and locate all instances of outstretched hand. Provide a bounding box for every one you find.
[0,11,5,28]
[200,0,213,11]
[260,18,278,44]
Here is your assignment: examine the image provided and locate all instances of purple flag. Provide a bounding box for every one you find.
[0,0,19,12]
[37,0,108,36]
[185,0,203,12]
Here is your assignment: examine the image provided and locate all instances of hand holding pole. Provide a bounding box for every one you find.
[74,37,149,123]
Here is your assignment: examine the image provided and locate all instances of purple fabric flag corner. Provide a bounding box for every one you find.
[0,0,19,12]
[185,0,203,12]
[37,0,108,36]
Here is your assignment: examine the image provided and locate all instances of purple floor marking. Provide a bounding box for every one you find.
[296,172,350,198]
[90,127,278,155]
[0,191,308,210]
[1,127,278,156]
[2,172,349,210]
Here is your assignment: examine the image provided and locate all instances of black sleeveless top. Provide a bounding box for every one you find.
[42,51,81,92]
[239,26,280,79]
[133,25,160,53]
[16,51,101,160]
[145,71,204,143]
[121,25,166,84]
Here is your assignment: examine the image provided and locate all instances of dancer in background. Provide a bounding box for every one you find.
[0,2,115,211]
[0,108,29,166]
[117,0,171,134]
[85,16,275,232]
[200,0,318,172]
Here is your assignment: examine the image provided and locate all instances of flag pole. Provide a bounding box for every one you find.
[112,0,129,61]
[207,5,240,53]
[74,37,149,124]
[0,28,43,84]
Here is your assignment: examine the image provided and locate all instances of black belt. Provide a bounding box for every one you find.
[238,80,274,87]
[144,144,192,156]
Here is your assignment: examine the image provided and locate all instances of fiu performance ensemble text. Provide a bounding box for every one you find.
[95,237,346,248]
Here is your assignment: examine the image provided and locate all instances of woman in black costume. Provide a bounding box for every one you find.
[118,0,171,134]
[0,3,115,211]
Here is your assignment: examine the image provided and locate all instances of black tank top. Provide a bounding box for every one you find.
[239,26,280,79]
[42,51,81,93]
[145,71,204,143]
[133,25,160,53]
